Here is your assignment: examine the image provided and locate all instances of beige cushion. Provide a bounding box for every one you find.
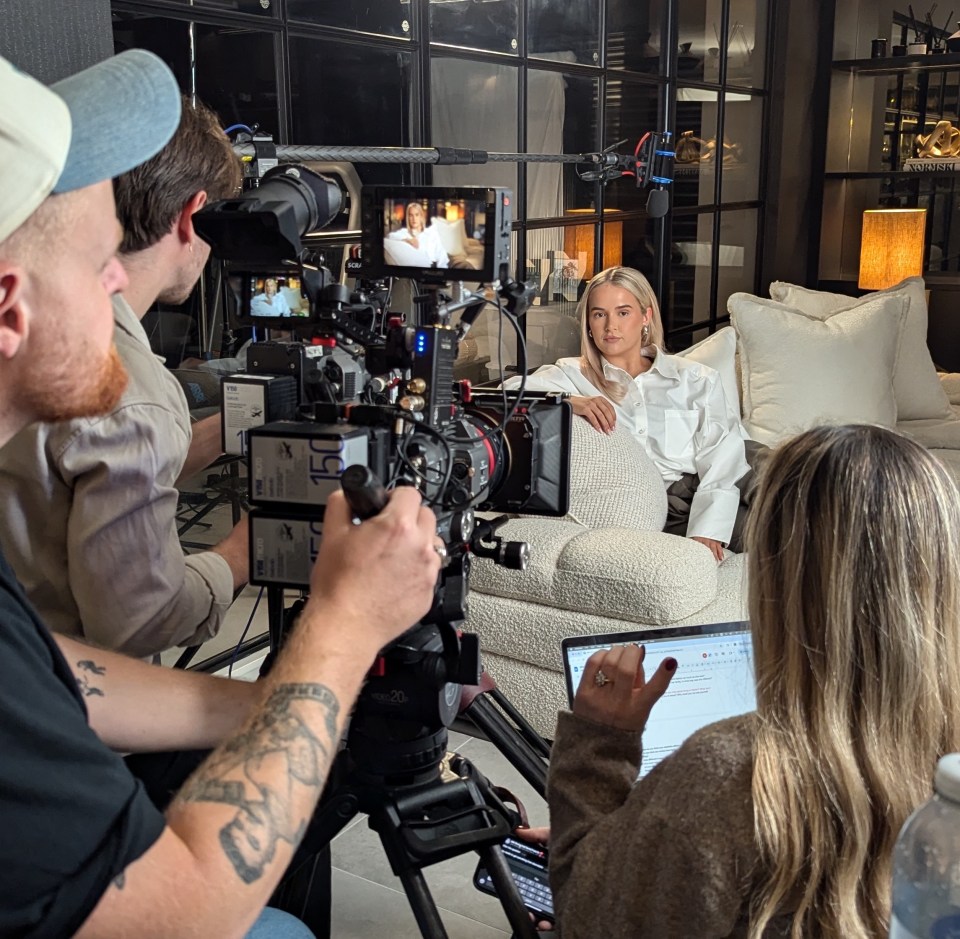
[769,277,951,421]
[729,292,906,446]
[677,326,740,425]
[430,216,469,256]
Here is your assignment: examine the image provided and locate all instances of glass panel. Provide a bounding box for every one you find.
[604,79,661,213]
[726,0,767,89]
[668,212,715,333]
[430,0,518,54]
[715,209,758,318]
[677,0,723,85]
[112,14,280,134]
[289,37,413,185]
[619,215,659,284]
[287,0,410,38]
[521,226,584,369]
[430,58,518,194]
[528,0,601,65]
[720,92,762,204]
[607,0,665,74]
[672,95,721,210]
[527,71,599,218]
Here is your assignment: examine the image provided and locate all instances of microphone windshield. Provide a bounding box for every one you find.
[646,188,671,219]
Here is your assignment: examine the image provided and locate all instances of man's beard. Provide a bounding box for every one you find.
[21,344,129,423]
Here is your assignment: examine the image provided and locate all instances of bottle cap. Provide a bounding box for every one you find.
[935,754,960,803]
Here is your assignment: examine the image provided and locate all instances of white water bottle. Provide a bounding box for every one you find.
[890,754,960,938]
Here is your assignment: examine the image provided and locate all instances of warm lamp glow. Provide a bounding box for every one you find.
[563,209,623,279]
[858,208,927,290]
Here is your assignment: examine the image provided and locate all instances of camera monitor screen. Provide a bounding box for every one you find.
[360,186,512,283]
[239,273,311,324]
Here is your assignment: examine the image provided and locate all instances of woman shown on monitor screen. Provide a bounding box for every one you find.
[385,201,449,269]
[250,277,292,317]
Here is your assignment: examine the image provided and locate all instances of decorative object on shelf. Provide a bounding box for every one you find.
[948,21,960,51]
[893,43,909,55]
[675,130,704,164]
[858,208,927,290]
[871,38,888,57]
[917,119,960,156]
[674,131,742,166]
[926,8,955,52]
[905,120,960,170]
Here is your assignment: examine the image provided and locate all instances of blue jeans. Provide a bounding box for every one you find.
[245,908,316,939]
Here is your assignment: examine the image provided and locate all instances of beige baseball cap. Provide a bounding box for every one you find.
[0,49,182,243]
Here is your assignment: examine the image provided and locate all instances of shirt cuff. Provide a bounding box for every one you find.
[686,488,740,544]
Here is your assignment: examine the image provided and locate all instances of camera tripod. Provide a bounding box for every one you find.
[263,587,552,939]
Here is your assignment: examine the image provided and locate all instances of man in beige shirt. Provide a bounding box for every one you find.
[0,95,247,658]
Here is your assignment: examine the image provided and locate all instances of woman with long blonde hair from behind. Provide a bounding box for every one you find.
[545,424,960,937]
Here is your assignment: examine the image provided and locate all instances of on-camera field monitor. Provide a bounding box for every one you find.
[360,186,512,283]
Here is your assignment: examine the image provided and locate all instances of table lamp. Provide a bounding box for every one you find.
[858,208,927,290]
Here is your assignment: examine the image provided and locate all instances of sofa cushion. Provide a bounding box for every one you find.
[729,292,906,446]
[565,419,667,531]
[470,523,722,624]
[769,277,952,421]
[677,326,741,427]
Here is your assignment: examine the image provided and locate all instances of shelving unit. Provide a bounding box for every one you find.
[820,38,960,285]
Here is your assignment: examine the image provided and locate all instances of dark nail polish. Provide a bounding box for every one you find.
[664,658,677,672]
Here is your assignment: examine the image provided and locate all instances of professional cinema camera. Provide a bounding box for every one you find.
[194,164,570,938]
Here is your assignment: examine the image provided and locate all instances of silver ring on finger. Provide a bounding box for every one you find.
[433,542,447,560]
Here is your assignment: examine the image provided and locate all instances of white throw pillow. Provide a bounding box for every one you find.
[729,293,907,446]
[677,327,740,425]
[769,277,951,421]
[429,217,469,256]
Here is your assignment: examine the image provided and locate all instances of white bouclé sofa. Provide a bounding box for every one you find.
[465,275,960,737]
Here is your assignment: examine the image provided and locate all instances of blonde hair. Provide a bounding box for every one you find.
[746,425,960,939]
[576,266,664,403]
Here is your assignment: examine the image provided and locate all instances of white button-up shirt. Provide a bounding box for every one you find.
[506,351,750,543]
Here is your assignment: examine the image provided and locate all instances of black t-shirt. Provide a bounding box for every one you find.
[0,549,165,938]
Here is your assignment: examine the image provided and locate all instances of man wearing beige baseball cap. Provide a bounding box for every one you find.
[0,50,442,939]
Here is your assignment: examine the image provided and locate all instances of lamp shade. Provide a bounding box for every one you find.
[563,209,623,279]
[858,208,927,290]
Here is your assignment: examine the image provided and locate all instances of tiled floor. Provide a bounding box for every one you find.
[175,493,552,938]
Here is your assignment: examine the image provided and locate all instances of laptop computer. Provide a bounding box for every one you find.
[561,621,755,778]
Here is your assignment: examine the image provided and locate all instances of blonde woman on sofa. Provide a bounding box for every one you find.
[506,265,751,557]
[539,424,960,937]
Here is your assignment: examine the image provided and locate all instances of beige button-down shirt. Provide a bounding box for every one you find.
[0,294,233,657]
[507,350,750,543]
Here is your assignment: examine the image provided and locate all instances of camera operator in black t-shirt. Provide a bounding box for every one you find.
[0,50,441,939]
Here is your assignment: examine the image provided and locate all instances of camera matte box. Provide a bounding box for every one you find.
[247,421,369,508]
[221,373,298,456]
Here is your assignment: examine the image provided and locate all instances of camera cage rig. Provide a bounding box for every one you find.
[190,134,674,939]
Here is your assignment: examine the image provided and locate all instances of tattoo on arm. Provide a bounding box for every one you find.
[173,683,341,884]
[75,659,106,697]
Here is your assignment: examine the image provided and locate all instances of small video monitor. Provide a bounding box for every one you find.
[359,186,512,283]
[229,272,313,328]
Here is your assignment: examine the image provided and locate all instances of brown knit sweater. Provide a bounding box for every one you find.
[547,711,793,938]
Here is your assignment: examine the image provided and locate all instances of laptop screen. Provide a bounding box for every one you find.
[561,622,755,778]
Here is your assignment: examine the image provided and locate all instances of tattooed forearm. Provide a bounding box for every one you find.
[75,659,106,697]
[173,683,341,884]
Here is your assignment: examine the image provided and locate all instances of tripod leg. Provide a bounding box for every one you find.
[489,688,552,760]
[463,695,547,797]
[395,866,451,939]
[477,845,540,939]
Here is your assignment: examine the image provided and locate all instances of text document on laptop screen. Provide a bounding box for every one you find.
[564,627,755,778]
